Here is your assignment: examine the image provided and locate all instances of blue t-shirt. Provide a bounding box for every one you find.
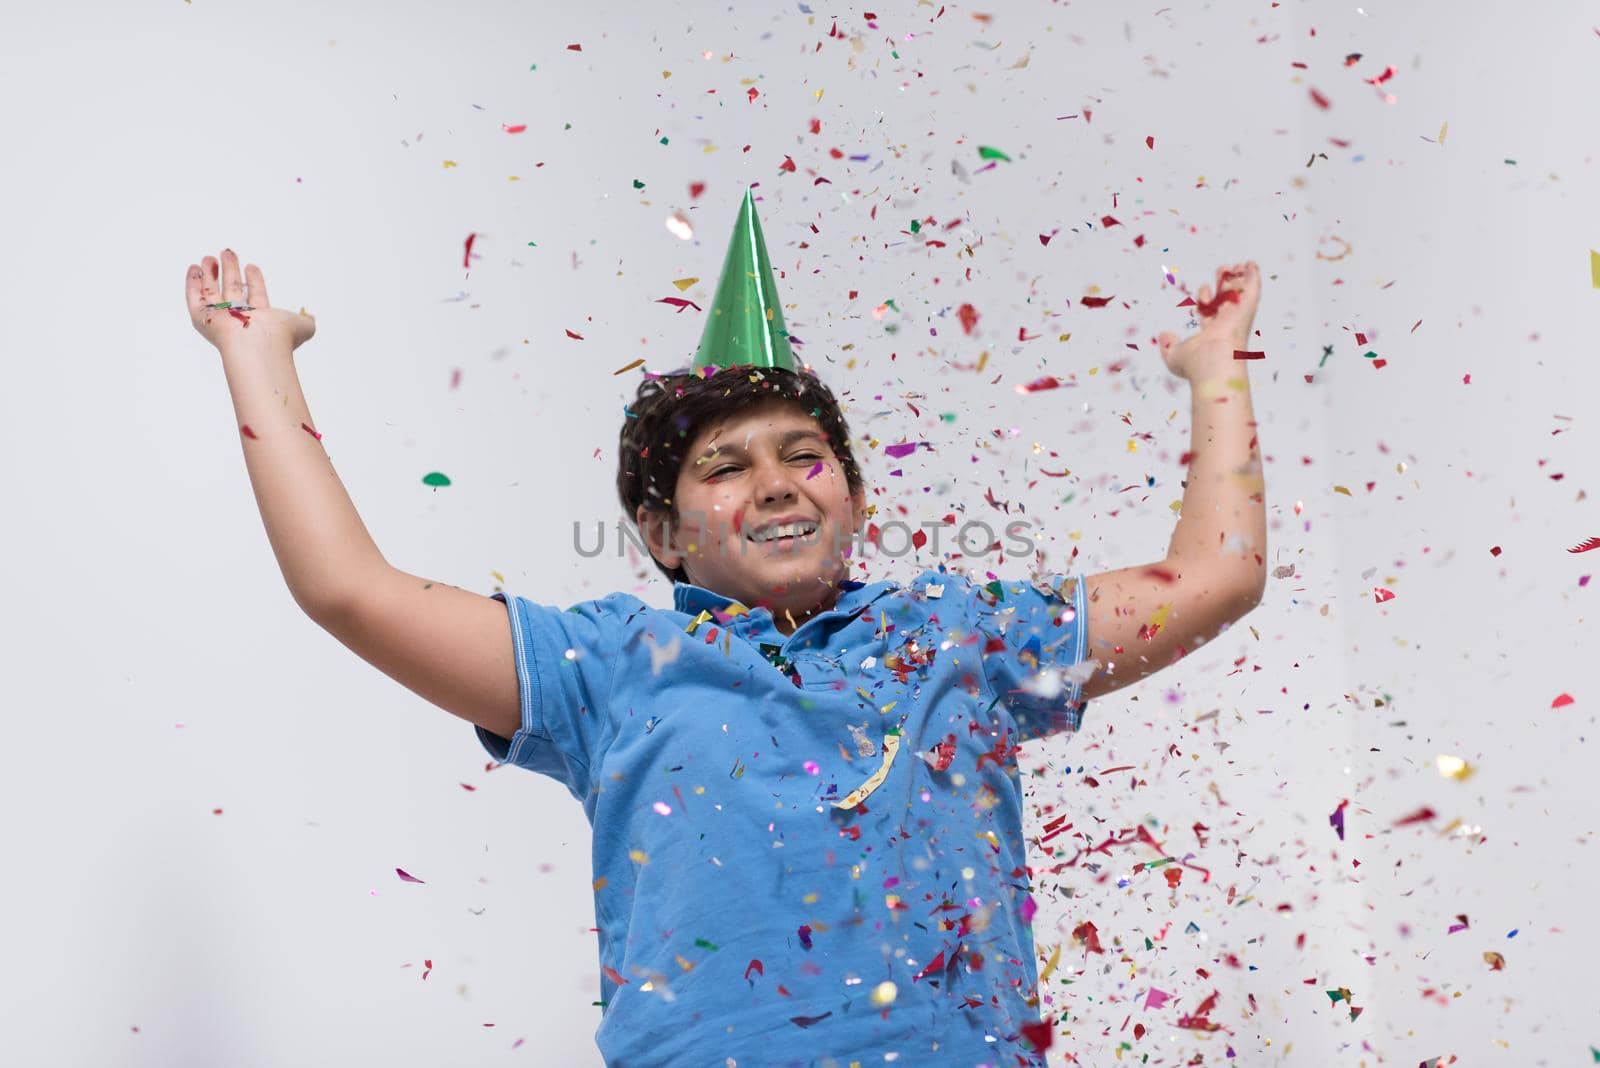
[476,565,1090,1068]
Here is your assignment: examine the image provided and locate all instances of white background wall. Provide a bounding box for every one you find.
[2,1,1595,1064]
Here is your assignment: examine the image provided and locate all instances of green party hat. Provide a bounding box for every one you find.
[691,187,798,372]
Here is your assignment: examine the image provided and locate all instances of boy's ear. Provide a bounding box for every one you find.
[636,505,684,569]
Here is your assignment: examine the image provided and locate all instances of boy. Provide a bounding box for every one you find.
[185,189,1265,1067]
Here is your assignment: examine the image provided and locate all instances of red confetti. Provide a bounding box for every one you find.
[226,307,252,327]
[1195,288,1241,317]
[655,297,702,313]
[743,959,764,982]
[1018,375,1062,393]
[1146,135,1155,149]
[1566,536,1600,553]
[503,124,527,134]
[566,43,583,51]
[565,329,585,340]
[463,232,477,270]
[1020,1020,1054,1052]
[300,422,322,442]
[240,424,258,440]
[1373,587,1395,603]
[1100,214,1121,228]
[1392,806,1437,827]
[396,867,426,883]
[603,965,630,985]
[689,181,706,199]
[912,949,947,981]
[1080,294,1115,308]
[957,302,979,334]
[1551,693,1576,709]
[1309,87,1332,109]
[1233,350,1266,360]
[778,155,796,172]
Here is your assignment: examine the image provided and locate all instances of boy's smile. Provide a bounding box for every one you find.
[637,398,866,633]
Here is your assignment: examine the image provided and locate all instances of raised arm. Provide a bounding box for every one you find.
[186,250,520,741]
[1078,261,1268,701]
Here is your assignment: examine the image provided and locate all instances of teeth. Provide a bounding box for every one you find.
[750,521,818,543]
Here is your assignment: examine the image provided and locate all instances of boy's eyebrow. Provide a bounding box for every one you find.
[697,427,825,460]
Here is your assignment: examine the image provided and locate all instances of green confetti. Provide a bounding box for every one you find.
[422,472,452,488]
[659,136,669,145]
[977,145,1011,161]
[632,178,645,189]
[909,219,921,233]
[693,937,719,951]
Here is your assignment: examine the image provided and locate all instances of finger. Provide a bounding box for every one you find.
[1197,284,1213,313]
[245,263,270,308]
[1157,330,1177,355]
[199,255,220,304]
[185,263,205,314]
[220,249,245,303]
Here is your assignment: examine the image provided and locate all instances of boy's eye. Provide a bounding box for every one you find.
[708,452,822,478]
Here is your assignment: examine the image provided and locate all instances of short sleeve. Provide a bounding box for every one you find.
[474,591,624,800]
[966,572,1091,744]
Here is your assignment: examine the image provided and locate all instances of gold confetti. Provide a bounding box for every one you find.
[832,734,901,809]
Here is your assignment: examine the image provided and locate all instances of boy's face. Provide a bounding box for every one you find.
[638,398,866,625]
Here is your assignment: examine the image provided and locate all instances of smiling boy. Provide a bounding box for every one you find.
[188,188,1266,1067]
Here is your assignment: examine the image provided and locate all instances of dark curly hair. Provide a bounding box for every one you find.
[616,364,865,585]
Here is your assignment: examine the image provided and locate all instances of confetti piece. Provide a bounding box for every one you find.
[976,145,1011,161]
[671,276,698,291]
[1080,294,1115,308]
[957,302,979,334]
[1233,350,1266,360]
[612,358,645,375]
[1591,250,1600,287]
[396,868,425,884]
[1329,799,1348,841]
[1373,586,1396,603]
[883,441,923,459]
[656,296,702,313]
[240,425,257,440]
[503,124,527,134]
[1309,87,1332,109]
[1020,1020,1053,1053]
[1392,805,1437,826]
[422,472,451,488]
[1552,692,1575,709]
[300,422,322,442]
[832,733,901,809]
[1016,375,1063,394]
[1435,754,1474,780]
[565,329,585,340]
[1438,120,1448,144]
[463,232,477,270]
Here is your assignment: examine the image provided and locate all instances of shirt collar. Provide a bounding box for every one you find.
[672,576,899,624]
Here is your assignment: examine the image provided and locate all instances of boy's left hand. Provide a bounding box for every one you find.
[1157,261,1261,381]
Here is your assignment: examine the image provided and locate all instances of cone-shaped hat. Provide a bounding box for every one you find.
[691,187,797,372]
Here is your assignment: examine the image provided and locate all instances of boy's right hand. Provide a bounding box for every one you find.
[186,249,316,355]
